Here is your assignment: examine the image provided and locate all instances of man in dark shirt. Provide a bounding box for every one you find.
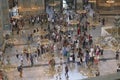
[65,64,69,78]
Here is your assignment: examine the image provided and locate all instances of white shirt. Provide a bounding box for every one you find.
[19,55,23,61]
[13,21,16,25]
[90,48,94,53]
[76,42,79,48]
[89,52,95,57]
[85,38,89,42]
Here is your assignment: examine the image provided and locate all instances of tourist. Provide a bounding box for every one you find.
[17,65,23,78]
[37,47,40,57]
[65,64,69,78]
[85,49,90,66]
[72,52,75,63]
[117,64,120,72]
[89,50,95,65]
[102,18,105,25]
[95,70,100,76]
[88,34,93,46]
[67,51,70,63]
[19,54,23,65]
[49,58,56,70]
[100,47,104,55]
[30,55,34,66]
[116,50,119,60]
[25,53,29,61]
[6,56,10,65]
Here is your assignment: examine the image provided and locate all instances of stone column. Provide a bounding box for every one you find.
[0,0,10,46]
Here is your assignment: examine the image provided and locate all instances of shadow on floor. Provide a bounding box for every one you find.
[99,57,116,62]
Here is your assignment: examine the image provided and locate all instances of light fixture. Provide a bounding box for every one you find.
[106,0,115,4]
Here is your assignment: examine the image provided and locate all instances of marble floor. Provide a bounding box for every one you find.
[1,15,119,80]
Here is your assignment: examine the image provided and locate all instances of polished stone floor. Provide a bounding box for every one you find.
[3,24,118,80]
[1,13,119,80]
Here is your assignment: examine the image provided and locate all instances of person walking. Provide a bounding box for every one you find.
[67,52,70,63]
[19,54,23,65]
[102,18,105,25]
[116,50,119,60]
[30,55,34,66]
[6,56,10,65]
[117,64,120,72]
[25,53,29,61]
[49,58,56,71]
[37,47,40,57]
[65,64,69,78]
[72,53,75,63]
[17,65,23,78]
[100,47,104,55]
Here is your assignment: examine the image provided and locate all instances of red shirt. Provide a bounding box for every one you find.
[77,28,81,35]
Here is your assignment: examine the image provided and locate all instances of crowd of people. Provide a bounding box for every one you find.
[4,1,118,79]
[16,4,103,78]
[11,2,103,78]
[10,13,48,35]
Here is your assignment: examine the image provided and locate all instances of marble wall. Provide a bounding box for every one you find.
[18,0,45,10]
[96,0,120,10]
